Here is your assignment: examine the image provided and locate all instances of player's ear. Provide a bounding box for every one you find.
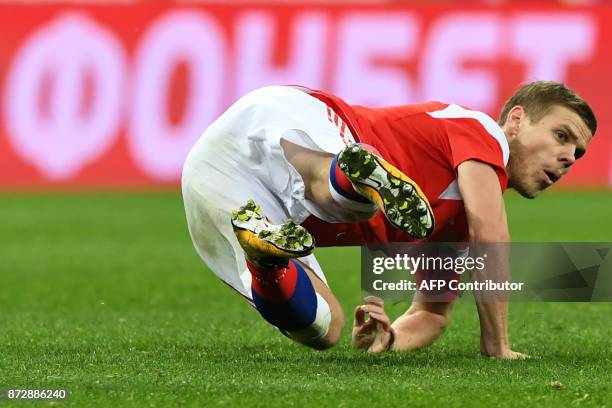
[504,105,524,140]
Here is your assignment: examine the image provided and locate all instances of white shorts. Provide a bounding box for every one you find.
[181,86,355,302]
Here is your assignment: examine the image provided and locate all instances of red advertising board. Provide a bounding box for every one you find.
[0,3,610,189]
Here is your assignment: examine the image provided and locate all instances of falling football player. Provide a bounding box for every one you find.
[182,81,595,358]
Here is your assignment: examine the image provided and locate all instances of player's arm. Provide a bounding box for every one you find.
[457,160,526,359]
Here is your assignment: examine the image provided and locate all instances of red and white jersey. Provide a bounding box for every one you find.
[300,87,509,246]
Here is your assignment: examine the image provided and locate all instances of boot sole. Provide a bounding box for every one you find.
[337,145,435,238]
[231,200,315,259]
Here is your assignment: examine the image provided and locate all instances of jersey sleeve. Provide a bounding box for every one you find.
[444,118,508,191]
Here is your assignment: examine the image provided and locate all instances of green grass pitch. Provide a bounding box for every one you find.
[0,191,611,407]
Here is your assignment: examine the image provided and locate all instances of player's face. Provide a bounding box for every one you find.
[506,105,592,198]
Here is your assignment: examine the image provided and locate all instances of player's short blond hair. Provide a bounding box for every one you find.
[498,81,597,136]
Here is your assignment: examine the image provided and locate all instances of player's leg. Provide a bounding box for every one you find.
[280,139,435,238]
[389,301,453,351]
[280,139,374,223]
[231,200,344,350]
[182,87,353,351]
[295,260,345,349]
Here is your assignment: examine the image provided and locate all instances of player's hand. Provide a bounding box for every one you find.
[352,299,394,353]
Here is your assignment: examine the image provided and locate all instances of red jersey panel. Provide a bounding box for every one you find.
[300,87,509,246]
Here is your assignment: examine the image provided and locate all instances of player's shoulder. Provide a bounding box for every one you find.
[425,103,500,132]
[427,103,508,162]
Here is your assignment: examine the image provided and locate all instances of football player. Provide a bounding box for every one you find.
[182,81,595,357]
